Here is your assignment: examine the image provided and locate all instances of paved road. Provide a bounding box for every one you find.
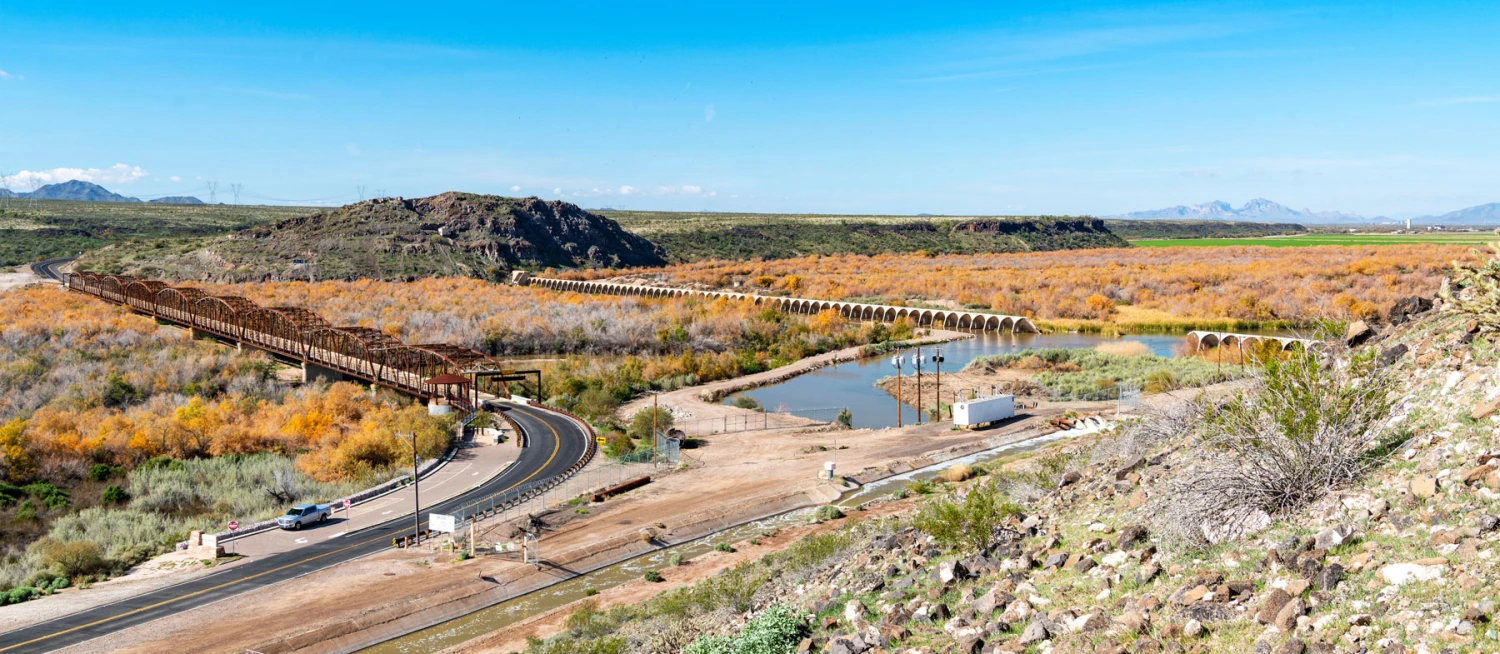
[30,257,74,283]
[0,403,591,653]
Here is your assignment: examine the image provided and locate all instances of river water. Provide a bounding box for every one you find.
[725,331,1189,430]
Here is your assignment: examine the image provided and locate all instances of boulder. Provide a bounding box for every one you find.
[1387,296,1432,324]
[1409,475,1437,498]
[1344,320,1374,347]
[1017,620,1049,646]
[1256,588,1292,625]
[1274,598,1306,633]
[1378,563,1444,585]
[1315,563,1344,591]
[1116,525,1149,550]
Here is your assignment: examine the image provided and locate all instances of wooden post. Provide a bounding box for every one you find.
[469,520,476,557]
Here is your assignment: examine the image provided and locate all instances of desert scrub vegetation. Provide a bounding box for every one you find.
[524,518,883,654]
[567,244,1468,324]
[0,199,303,267]
[0,287,449,596]
[965,346,1240,397]
[1150,342,1402,549]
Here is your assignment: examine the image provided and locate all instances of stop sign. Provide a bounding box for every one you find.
[228,520,239,532]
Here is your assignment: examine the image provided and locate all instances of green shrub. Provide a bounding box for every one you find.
[101,485,129,505]
[835,409,852,427]
[88,463,123,482]
[14,499,39,521]
[0,482,24,507]
[38,540,107,579]
[683,604,804,654]
[24,482,70,510]
[628,407,674,441]
[812,505,844,523]
[915,480,1021,553]
[669,552,683,566]
[4,586,39,606]
[714,542,734,553]
[730,396,764,412]
[643,569,663,582]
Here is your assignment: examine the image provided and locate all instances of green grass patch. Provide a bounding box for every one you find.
[1132,233,1498,248]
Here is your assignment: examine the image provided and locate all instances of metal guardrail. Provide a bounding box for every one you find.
[396,401,598,547]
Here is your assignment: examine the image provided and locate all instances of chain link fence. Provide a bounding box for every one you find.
[672,406,847,435]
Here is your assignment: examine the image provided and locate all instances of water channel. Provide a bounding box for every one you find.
[725,331,1190,430]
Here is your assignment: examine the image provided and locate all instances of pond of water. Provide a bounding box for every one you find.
[725,331,1189,430]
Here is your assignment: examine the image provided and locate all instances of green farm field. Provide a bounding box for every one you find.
[1131,232,1498,248]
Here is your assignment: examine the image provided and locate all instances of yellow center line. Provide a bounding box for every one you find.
[0,403,567,653]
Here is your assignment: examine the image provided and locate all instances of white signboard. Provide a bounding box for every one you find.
[429,513,457,534]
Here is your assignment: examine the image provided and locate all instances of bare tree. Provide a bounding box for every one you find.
[229,183,243,205]
[206,181,218,204]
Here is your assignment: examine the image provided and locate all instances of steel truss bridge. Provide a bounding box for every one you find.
[67,272,510,410]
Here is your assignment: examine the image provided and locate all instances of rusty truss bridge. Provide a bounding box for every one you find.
[67,272,513,411]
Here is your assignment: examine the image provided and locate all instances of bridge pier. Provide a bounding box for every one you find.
[303,361,346,384]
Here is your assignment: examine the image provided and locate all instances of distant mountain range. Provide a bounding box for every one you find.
[1109,198,1368,224]
[1112,198,1500,225]
[1416,203,1500,225]
[0,180,202,204]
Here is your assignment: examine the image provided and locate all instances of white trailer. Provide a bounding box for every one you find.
[953,394,1015,428]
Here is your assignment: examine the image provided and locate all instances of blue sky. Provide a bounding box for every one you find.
[1,2,1497,217]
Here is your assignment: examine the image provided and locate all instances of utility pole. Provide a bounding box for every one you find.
[931,347,945,420]
[890,353,903,428]
[913,349,923,425]
[651,392,659,468]
[408,431,421,545]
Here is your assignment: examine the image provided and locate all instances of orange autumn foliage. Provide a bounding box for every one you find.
[557,244,1475,323]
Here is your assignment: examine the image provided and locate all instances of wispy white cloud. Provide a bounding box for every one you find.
[619,185,635,195]
[704,104,716,122]
[169,176,181,182]
[510,185,521,192]
[1421,95,1500,106]
[0,69,10,80]
[2,164,150,189]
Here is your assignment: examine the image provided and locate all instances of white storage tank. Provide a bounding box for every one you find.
[953,394,1015,428]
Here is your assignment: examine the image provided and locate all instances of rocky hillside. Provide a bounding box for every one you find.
[94,193,666,282]
[514,268,1500,653]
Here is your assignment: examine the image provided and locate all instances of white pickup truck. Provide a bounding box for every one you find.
[276,503,331,530]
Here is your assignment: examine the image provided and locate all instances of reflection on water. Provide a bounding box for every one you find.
[726,332,1186,430]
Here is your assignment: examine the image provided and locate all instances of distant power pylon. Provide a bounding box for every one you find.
[207,181,218,204]
[230,183,243,205]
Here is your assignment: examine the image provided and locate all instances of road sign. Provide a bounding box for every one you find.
[595,436,607,445]
[343,498,351,510]
[228,520,239,532]
[429,513,457,533]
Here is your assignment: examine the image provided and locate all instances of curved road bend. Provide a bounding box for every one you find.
[30,257,75,283]
[0,404,590,654]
